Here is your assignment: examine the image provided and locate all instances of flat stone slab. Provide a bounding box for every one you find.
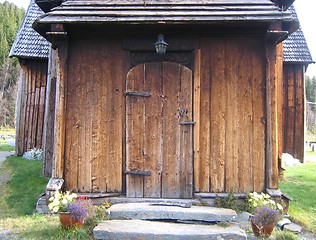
[93,220,247,240]
[107,202,237,222]
[283,223,303,233]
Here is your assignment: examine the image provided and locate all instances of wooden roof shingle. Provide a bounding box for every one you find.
[9,0,50,59]
[283,6,314,64]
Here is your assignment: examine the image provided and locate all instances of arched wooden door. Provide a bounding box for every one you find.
[125,62,193,198]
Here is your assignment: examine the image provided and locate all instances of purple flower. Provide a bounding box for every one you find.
[252,206,280,226]
[68,200,91,220]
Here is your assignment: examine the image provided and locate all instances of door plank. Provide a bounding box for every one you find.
[126,64,146,197]
[143,63,163,198]
[161,62,181,198]
[179,65,193,198]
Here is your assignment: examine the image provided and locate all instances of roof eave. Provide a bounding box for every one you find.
[35,0,63,13]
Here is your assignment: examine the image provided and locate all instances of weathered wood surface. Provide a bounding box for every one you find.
[15,59,48,156]
[64,38,124,192]
[43,48,57,177]
[197,37,266,193]
[282,65,305,162]
[53,41,68,179]
[58,35,272,194]
[126,62,193,198]
[265,40,279,189]
[36,0,292,28]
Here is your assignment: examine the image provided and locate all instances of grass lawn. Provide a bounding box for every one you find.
[279,161,316,233]
[0,156,100,239]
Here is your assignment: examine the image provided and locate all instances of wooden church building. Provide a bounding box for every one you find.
[281,6,314,162]
[9,0,50,158]
[25,0,304,198]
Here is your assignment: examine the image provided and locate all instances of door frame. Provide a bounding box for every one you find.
[123,50,201,198]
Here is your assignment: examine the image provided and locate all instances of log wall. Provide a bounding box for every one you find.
[282,64,305,161]
[16,59,48,155]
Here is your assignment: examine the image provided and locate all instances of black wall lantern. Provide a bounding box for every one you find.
[154,34,168,54]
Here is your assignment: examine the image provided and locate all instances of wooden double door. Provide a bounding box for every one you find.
[125,62,193,198]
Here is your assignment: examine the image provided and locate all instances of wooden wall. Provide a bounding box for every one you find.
[59,35,269,194]
[64,37,125,193]
[195,37,266,193]
[16,59,48,155]
[282,64,305,161]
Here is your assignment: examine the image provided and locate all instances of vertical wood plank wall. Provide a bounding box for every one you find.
[64,37,124,192]
[61,36,268,193]
[196,37,266,193]
[282,64,305,161]
[16,59,48,155]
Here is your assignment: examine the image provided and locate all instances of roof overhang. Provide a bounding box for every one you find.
[33,0,295,43]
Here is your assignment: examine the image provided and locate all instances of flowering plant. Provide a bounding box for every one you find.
[247,192,283,213]
[22,148,43,161]
[48,191,77,213]
[252,206,280,227]
[68,197,95,220]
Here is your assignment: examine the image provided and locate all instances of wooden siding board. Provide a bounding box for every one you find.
[294,66,304,160]
[199,38,211,192]
[108,42,124,192]
[193,49,201,193]
[286,68,295,154]
[210,39,226,192]
[65,45,80,190]
[251,43,266,192]
[24,63,31,152]
[225,41,239,192]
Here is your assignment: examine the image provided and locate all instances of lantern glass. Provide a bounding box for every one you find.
[154,34,168,54]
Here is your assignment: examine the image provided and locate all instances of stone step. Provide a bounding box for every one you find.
[107,202,237,223]
[93,220,247,240]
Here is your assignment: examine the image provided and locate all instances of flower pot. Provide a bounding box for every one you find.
[251,218,275,238]
[59,212,84,228]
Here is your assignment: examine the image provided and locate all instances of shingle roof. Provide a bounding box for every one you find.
[283,6,314,64]
[9,0,50,59]
[34,0,293,38]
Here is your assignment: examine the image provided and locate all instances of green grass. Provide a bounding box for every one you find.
[1,156,49,216]
[0,127,15,151]
[0,142,15,151]
[279,162,316,233]
[0,155,104,239]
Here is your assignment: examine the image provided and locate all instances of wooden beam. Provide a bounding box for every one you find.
[53,41,68,178]
[43,47,57,177]
[265,40,279,189]
[193,49,201,193]
[15,67,25,155]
